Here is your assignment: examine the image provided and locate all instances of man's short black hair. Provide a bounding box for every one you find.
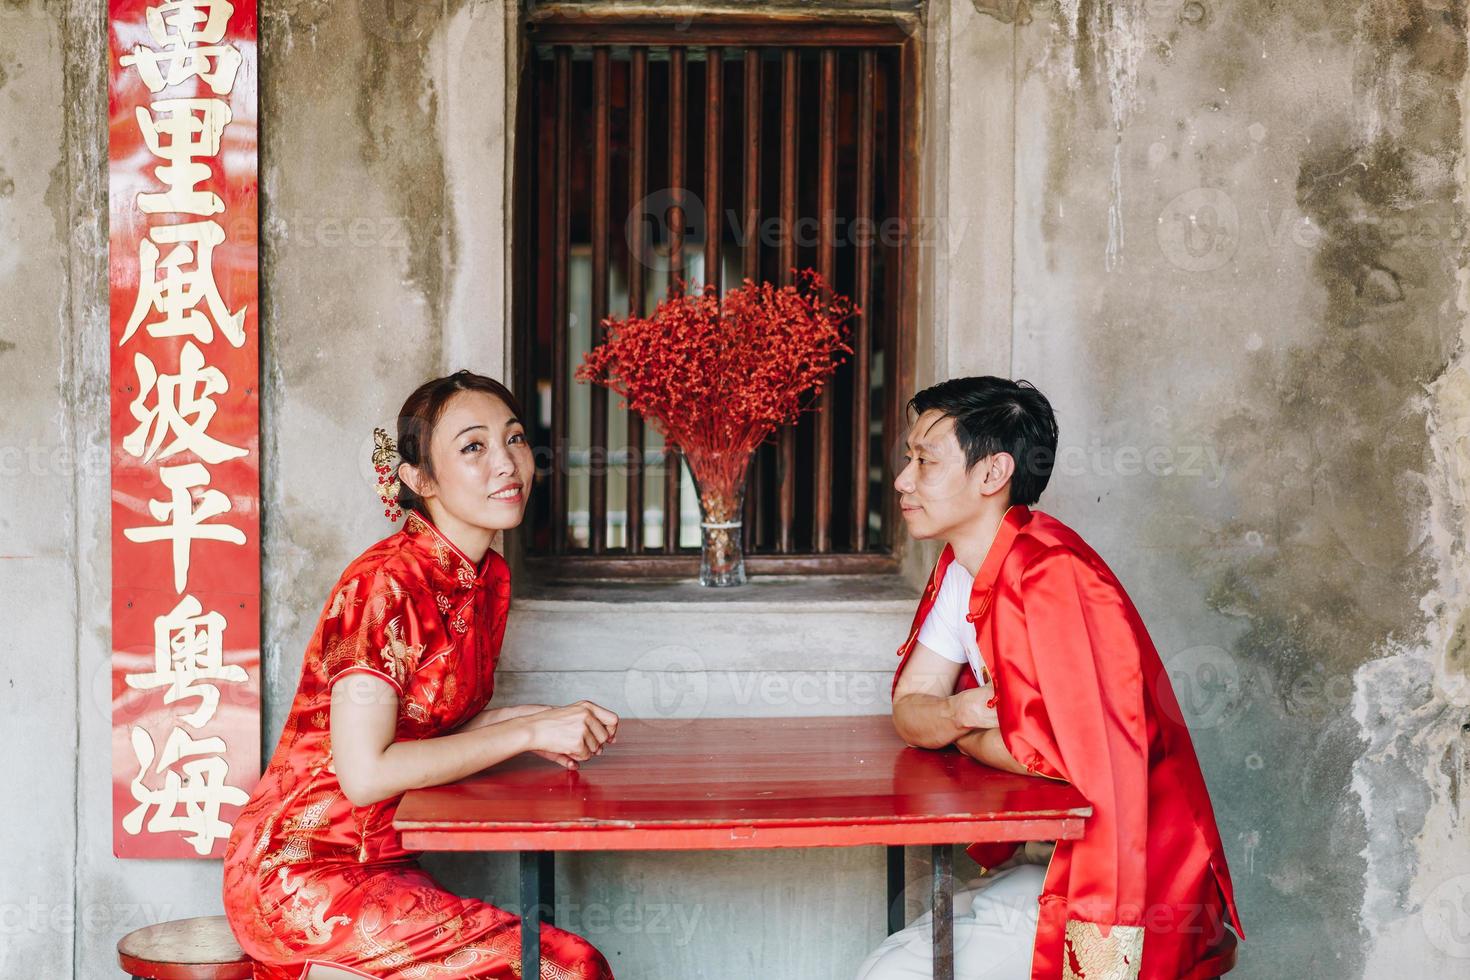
[908,376,1059,506]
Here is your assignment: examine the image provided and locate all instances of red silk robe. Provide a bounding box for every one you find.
[892,506,1244,980]
[222,510,614,979]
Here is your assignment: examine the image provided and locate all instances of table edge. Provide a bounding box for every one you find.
[399,816,1089,852]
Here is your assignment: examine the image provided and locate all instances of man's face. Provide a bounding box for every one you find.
[894,410,991,541]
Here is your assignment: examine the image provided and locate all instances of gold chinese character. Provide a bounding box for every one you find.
[126,594,247,728]
[124,341,248,465]
[121,221,246,348]
[135,99,231,216]
[122,724,250,857]
[122,462,247,593]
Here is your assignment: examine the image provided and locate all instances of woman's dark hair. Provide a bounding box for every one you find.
[396,371,525,516]
[908,376,1059,506]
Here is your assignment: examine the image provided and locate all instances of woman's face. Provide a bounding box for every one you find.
[410,389,534,532]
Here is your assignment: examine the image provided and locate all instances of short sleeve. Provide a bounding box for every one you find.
[319,569,429,695]
[916,566,970,665]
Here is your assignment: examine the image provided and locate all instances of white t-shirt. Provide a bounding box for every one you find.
[915,561,991,686]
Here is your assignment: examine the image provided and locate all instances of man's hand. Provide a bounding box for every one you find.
[893,644,996,749]
[950,685,999,730]
[954,727,1029,775]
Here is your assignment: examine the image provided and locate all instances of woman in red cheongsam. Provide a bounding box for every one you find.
[223,372,620,979]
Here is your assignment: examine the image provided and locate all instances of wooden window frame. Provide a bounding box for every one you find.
[511,8,921,581]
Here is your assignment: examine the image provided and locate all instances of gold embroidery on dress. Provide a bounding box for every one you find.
[403,676,439,725]
[343,897,596,980]
[260,786,336,877]
[366,575,411,627]
[356,806,374,862]
[327,579,360,618]
[351,915,422,976]
[322,626,370,679]
[278,868,351,945]
[259,826,310,878]
[294,791,337,830]
[404,697,430,724]
[324,596,424,684]
[323,575,416,679]
[380,617,426,686]
[251,813,277,862]
[1063,920,1144,980]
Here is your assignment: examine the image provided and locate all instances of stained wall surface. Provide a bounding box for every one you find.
[2,2,1467,978]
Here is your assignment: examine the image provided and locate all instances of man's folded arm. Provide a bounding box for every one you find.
[892,643,996,749]
[955,727,1029,774]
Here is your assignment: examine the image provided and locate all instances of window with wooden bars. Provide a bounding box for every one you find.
[514,15,917,578]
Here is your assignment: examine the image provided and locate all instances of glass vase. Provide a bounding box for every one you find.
[694,471,747,587]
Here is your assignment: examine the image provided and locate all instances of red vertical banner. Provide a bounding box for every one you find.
[108,0,260,859]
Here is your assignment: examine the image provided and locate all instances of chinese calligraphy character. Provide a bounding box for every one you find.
[134,98,232,216]
[144,0,235,49]
[124,341,249,465]
[123,724,250,857]
[122,462,247,593]
[120,220,246,348]
[120,22,242,97]
[125,595,246,728]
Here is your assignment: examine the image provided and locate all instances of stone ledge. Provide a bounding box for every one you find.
[513,574,920,613]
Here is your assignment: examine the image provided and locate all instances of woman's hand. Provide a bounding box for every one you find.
[457,703,553,733]
[331,673,549,807]
[523,700,620,764]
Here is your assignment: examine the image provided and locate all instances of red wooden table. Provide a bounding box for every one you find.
[395,716,1091,980]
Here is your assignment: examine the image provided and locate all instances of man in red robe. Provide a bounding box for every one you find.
[861,377,1243,980]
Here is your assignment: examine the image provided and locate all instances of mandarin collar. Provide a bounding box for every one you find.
[973,504,1031,592]
[962,504,1031,623]
[403,510,501,591]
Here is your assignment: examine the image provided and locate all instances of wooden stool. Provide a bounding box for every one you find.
[117,915,254,979]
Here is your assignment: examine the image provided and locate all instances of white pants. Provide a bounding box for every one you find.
[854,864,1045,980]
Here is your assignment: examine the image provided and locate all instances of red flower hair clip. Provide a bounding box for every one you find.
[372,427,403,522]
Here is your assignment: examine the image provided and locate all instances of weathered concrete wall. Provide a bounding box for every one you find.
[1002,0,1470,975]
[5,1,1470,978]
[0,3,79,975]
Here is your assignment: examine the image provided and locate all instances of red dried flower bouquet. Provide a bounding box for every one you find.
[577,269,856,585]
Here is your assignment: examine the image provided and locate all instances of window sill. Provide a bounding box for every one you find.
[513,573,920,613]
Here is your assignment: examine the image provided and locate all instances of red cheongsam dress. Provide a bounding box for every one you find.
[222,510,614,980]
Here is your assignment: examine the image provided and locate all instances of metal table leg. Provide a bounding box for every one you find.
[520,850,555,978]
[931,843,954,980]
[887,845,905,935]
